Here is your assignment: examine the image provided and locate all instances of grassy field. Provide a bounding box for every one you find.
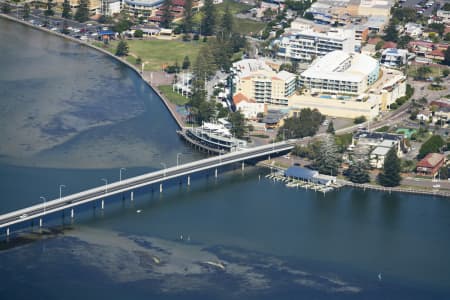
[215,0,252,15]
[234,18,266,35]
[98,39,201,71]
[158,85,190,105]
[407,64,449,78]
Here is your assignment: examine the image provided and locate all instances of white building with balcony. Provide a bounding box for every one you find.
[274,28,355,62]
[299,50,379,95]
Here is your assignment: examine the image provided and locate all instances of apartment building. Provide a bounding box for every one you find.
[232,59,296,106]
[274,28,355,62]
[299,50,379,95]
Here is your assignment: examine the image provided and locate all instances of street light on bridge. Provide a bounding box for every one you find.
[176,153,182,167]
[160,162,167,177]
[40,196,46,215]
[101,178,108,193]
[120,167,126,182]
[59,184,65,201]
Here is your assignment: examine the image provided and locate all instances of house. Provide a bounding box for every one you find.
[261,109,287,128]
[417,109,432,122]
[352,131,406,168]
[380,48,408,67]
[233,93,266,120]
[416,153,446,177]
[404,22,423,38]
[369,140,398,168]
[408,41,449,62]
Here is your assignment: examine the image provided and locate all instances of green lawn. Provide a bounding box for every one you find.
[407,64,449,78]
[158,85,190,106]
[234,18,266,35]
[104,39,201,71]
[215,0,252,15]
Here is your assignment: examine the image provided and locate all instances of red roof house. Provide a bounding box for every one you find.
[416,153,446,176]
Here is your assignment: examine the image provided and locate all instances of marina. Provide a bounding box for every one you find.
[264,172,342,194]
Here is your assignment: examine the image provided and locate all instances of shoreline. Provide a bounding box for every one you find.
[257,161,450,198]
[0,13,185,130]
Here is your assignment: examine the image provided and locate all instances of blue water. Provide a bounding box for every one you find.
[0,18,449,299]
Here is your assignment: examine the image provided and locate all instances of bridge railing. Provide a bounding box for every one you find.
[0,141,295,225]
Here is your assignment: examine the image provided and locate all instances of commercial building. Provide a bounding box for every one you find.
[274,28,355,62]
[380,48,408,67]
[299,50,379,95]
[232,59,296,106]
[416,153,446,177]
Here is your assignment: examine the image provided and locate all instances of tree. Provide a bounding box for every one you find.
[115,40,129,56]
[134,29,144,38]
[221,4,234,39]
[418,135,445,159]
[429,23,445,37]
[383,22,398,42]
[278,108,324,139]
[202,0,215,36]
[62,0,71,19]
[315,134,340,176]
[346,160,370,184]
[416,66,432,80]
[182,55,190,69]
[183,0,193,34]
[1,2,11,13]
[160,0,173,28]
[23,3,31,19]
[327,120,335,134]
[377,148,401,187]
[112,12,132,34]
[136,57,142,66]
[229,111,248,139]
[375,40,384,51]
[444,47,450,66]
[354,115,366,124]
[45,0,54,16]
[74,0,90,23]
[62,19,70,34]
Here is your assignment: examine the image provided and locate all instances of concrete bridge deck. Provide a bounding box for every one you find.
[0,141,294,236]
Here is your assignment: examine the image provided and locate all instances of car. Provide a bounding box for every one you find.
[19,214,28,219]
[433,184,440,189]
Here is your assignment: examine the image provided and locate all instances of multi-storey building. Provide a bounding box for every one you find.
[232,59,296,106]
[299,50,379,95]
[274,28,355,62]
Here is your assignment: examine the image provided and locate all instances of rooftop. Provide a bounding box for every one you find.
[354,131,403,141]
[417,153,445,168]
[301,50,378,82]
[285,166,318,180]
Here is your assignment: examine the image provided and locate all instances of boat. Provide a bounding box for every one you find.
[203,261,226,270]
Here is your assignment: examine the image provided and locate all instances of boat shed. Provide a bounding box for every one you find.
[285,166,336,185]
[285,166,318,181]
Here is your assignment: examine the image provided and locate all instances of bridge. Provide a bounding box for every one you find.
[0,141,294,237]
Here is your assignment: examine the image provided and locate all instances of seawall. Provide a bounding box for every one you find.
[0,13,184,129]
